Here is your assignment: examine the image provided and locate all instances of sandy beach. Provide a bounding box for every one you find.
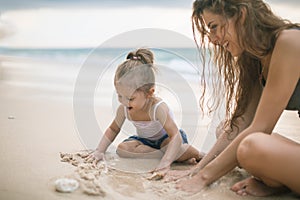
[0,56,299,200]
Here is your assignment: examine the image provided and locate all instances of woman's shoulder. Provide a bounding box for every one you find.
[276,29,300,48]
[270,29,300,80]
[272,29,300,63]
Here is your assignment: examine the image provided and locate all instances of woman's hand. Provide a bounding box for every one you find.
[163,162,202,182]
[163,169,192,182]
[85,150,105,166]
[175,171,207,194]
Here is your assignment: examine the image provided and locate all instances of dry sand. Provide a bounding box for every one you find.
[0,56,299,200]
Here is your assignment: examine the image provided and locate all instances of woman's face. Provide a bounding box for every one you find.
[202,10,243,57]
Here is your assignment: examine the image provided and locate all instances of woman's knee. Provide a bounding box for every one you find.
[236,132,267,168]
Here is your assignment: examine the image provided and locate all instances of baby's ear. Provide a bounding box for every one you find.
[148,87,155,97]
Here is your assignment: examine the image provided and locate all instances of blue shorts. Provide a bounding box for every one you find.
[123,129,188,149]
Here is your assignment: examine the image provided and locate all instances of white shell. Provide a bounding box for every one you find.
[55,178,79,193]
[147,172,164,181]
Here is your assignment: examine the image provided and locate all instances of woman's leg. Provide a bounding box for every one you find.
[232,132,300,196]
[116,140,164,159]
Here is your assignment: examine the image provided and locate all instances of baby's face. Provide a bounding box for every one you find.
[115,84,148,113]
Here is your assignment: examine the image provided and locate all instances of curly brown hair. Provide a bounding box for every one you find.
[192,0,300,135]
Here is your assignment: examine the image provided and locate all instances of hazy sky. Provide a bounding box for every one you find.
[0,0,299,48]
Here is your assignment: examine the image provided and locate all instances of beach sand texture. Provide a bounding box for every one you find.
[0,56,299,200]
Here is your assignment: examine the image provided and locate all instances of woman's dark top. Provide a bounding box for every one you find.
[261,75,300,117]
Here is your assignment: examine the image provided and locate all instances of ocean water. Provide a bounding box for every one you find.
[0,47,201,70]
[0,47,204,100]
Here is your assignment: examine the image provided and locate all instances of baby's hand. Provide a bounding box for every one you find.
[85,150,104,166]
[147,166,170,181]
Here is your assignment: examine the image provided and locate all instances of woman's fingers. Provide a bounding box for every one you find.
[163,170,190,182]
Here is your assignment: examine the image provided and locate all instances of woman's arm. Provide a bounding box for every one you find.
[191,81,262,174]
[165,84,260,182]
[190,30,300,187]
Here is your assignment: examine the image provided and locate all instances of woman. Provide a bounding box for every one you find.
[175,0,300,197]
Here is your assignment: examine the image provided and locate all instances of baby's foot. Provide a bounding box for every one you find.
[231,177,289,197]
[184,158,198,165]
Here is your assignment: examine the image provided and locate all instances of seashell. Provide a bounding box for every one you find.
[55,178,79,193]
[147,172,164,181]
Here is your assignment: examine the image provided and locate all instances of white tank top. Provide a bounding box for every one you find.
[124,101,175,140]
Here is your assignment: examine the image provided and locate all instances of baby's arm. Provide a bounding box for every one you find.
[155,103,182,172]
[87,105,125,163]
